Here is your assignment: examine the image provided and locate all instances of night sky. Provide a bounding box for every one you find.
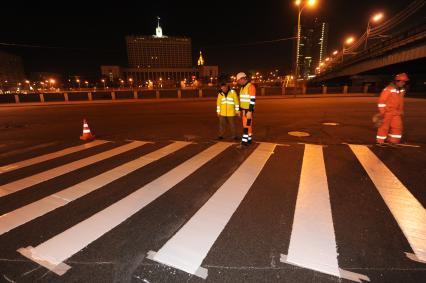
[0,1,412,77]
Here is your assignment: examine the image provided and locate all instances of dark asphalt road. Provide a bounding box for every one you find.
[1,96,425,147]
[0,97,425,283]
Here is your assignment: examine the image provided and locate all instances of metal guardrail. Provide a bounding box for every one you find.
[0,86,377,104]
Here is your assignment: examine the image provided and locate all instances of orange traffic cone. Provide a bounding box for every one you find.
[80,119,95,141]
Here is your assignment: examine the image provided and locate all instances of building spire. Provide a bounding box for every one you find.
[197,51,205,66]
[155,16,163,38]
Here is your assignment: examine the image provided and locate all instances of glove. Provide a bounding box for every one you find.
[372,113,384,128]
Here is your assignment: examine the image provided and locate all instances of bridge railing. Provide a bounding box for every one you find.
[316,22,426,79]
[0,86,379,105]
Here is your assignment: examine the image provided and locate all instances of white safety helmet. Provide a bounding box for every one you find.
[236,72,247,81]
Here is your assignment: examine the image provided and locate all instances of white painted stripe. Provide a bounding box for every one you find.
[0,141,145,197]
[349,145,426,263]
[282,145,338,275]
[0,140,109,174]
[150,143,276,277]
[0,141,189,236]
[281,144,368,282]
[17,142,233,275]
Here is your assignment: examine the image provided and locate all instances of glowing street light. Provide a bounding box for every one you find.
[76,79,81,89]
[342,36,355,62]
[101,79,106,89]
[85,81,89,88]
[372,13,384,22]
[346,37,355,45]
[365,12,384,50]
[128,78,133,89]
[332,50,338,56]
[294,0,317,79]
[49,79,55,90]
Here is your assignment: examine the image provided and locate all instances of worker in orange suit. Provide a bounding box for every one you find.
[236,72,256,147]
[376,73,409,147]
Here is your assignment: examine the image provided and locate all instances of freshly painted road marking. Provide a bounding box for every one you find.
[0,141,145,197]
[0,141,190,236]
[350,144,426,264]
[281,144,369,282]
[17,142,232,275]
[149,143,276,279]
[0,140,109,173]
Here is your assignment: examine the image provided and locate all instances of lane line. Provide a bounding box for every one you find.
[149,143,277,279]
[349,144,426,264]
[281,144,369,282]
[17,142,233,275]
[0,141,190,236]
[0,140,109,173]
[0,141,146,197]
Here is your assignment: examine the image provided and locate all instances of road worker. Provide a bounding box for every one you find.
[236,72,256,146]
[216,82,240,140]
[376,73,409,147]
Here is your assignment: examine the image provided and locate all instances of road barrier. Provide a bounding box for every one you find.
[0,85,378,105]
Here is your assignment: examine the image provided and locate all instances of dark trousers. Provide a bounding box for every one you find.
[219,116,236,138]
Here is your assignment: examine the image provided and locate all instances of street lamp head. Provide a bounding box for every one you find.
[372,13,384,22]
[332,50,338,55]
[345,37,355,45]
[295,0,301,6]
[307,0,316,7]
[325,57,330,62]
[101,79,105,82]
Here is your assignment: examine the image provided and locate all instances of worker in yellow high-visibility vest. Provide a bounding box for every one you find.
[216,82,239,140]
[236,72,256,146]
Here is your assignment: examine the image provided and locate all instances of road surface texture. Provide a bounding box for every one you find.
[0,96,425,283]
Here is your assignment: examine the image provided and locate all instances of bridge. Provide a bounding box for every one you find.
[312,1,426,85]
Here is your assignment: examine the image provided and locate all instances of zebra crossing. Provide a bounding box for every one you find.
[0,139,425,282]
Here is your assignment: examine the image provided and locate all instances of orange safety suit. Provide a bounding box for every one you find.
[239,82,256,145]
[376,83,405,144]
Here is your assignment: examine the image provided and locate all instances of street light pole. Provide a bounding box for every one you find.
[342,37,355,63]
[365,13,384,50]
[294,0,316,81]
[365,21,371,50]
